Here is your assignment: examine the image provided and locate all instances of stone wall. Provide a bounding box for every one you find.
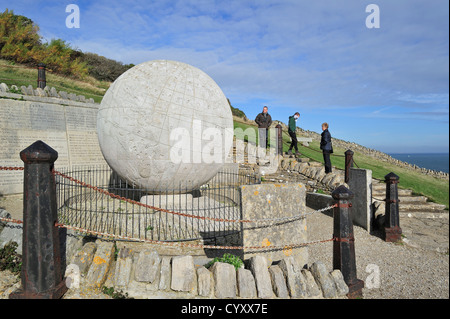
[0,83,106,195]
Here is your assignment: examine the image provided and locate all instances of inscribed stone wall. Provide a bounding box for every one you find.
[0,96,106,195]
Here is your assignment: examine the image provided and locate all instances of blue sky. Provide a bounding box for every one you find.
[2,0,449,153]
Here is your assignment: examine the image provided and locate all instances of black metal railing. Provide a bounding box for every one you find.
[56,165,260,242]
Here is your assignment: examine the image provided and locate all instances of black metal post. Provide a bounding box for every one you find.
[332,185,364,299]
[10,140,67,299]
[384,172,402,242]
[275,124,283,156]
[344,149,354,183]
[37,63,46,89]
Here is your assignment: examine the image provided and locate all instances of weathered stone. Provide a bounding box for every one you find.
[197,266,214,297]
[85,241,115,288]
[27,85,34,95]
[211,262,236,298]
[50,87,59,97]
[0,223,23,255]
[171,255,197,293]
[310,261,337,298]
[237,268,257,298]
[64,229,83,266]
[240,183,308,268]
[278,257,307,298]
[114,247,133,288]
[0,83,8,92]
[134,249,161,283]
[301,269,322,298]
[35,87,46,97]
[0,208,11,232]
[71,242,97,274]
[59,91,68,99]
[249,255,274,298]
[269,265,289,298]
[330,269,349,296]
[158,256,172,291]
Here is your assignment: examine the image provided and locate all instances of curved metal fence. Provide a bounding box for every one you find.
[56,165,260,242]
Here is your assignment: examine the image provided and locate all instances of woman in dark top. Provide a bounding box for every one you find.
[320,122,333,174]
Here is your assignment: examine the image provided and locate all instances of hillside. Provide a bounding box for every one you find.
[1,59,448,208]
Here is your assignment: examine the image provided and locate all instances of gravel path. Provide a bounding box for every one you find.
[306,207,449,299]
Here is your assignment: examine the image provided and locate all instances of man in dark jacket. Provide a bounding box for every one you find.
[255,106,272,149]
[320,122,333,173]
[287,112,301,156]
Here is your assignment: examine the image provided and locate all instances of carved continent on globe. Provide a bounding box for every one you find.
[97,60,233,192]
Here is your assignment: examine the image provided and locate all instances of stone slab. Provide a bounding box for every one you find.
[0,98,105,195]
[240,183,308,267]
[210,262,236,298]
[249,255,274,298]
[85,241,115,288]
[237,268,257,298]
[171,255,197,293]
[134,249,161,283]
[269,265,289,298]
[71,241,97,274]
[310,261,337,299]
[348,168,373,232]
[278,256,307,298]
[114,247,133,288]
[197,266,214,297]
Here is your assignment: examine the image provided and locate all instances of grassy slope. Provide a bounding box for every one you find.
[234,119,449,208]
[1,60,448,208]
[0,60,109,103]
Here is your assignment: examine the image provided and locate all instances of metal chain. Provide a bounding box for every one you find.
[52,169,337,225]
[0,165,336,225]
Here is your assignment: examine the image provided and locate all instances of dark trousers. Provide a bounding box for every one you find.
[323,151,332,173]
[288,131,298,151]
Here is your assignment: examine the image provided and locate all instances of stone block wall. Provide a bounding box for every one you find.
[0,84,106,195]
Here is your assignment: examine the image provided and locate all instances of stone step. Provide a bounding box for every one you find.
[372,188,413,196]
[397,196,428,203]
[399,202,447,212]
[400,211,449,219]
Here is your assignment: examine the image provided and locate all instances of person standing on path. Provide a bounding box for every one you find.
[320,122,333,174]
[287,112,301,156]
[255,106,272,149]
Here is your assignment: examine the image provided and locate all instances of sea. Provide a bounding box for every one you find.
[388,153,449,173]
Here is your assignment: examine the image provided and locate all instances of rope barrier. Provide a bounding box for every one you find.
[0,215,335,250]
[0,165,341,250]
[0,165,336,225]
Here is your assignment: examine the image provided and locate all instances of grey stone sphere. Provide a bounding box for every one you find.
[97,60,233,192]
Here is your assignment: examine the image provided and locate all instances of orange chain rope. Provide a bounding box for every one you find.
[0,215,333,250]
[52,169,336,224]
[0,166,24,171]
[0,165,338,250]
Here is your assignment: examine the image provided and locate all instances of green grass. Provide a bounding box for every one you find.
[234,118,449,208]
[0,59,109,103]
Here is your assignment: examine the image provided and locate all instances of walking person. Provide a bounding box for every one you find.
[287,112,301,156]
[320,122,333,174]
[255,106,272,149]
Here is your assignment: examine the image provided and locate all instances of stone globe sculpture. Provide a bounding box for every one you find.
[97,60,233,192]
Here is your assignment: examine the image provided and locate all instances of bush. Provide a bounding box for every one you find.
[204,253,244,270]
[0,241,22,275]
[80,52,134,82]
